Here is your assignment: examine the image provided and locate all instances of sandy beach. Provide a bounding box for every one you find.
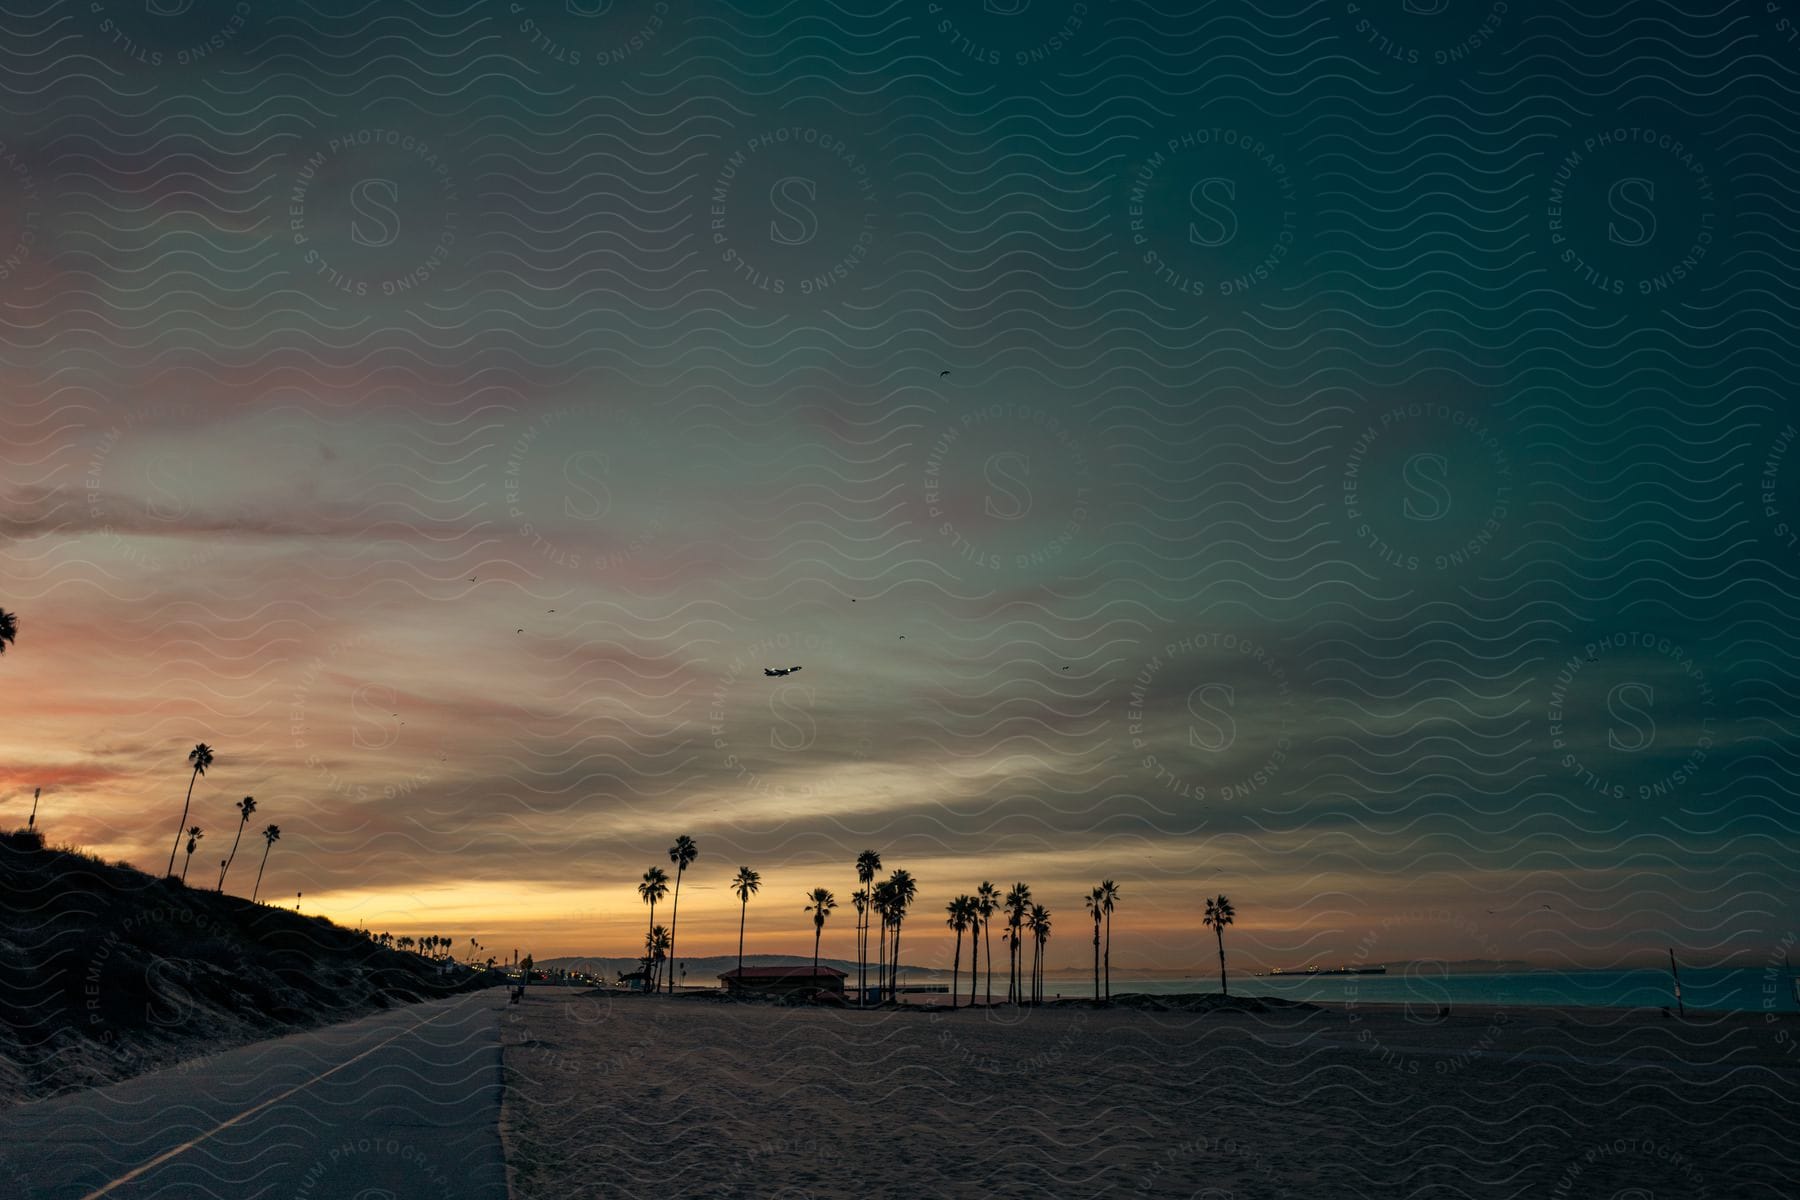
[500,990,1799,1199]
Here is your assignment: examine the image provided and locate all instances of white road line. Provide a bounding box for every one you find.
[77,998,473,1200]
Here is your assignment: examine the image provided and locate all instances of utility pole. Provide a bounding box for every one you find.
[28,787,39,831]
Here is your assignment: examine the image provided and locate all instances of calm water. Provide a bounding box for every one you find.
[1013,967,1800,1013]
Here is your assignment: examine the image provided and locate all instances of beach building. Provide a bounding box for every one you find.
[718,965,847,998]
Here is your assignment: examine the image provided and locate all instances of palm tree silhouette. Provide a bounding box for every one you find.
[1028,904,1051,1004]
[250,824,280,901]
[1099,880,1120,1000]
[1004,882,1031,1004]
[180,826,203,883]
[731,866,761,976]
[854,849,881,1006]
[885,869,916,999]
[0,608,16,656]
[976,881,999,1006]
[850,888,868,1000]
[217,795,256,892]
[870,879,894,1003]
[1203,894,1236,995]
[805,887,836,976]
[666,835,698,994]
[945,895,975,1010]
[27,786,40,832]
[167,743,214,877]
[639,865,669,987]
[1085,886,1105,999]
[644,925,671,990]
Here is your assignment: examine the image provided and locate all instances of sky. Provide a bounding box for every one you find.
[2,0,1797,976]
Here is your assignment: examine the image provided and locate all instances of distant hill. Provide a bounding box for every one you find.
[0,829,497,1106]
[540,953,933,980]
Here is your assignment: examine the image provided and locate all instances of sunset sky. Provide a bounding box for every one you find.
[2,1,1795,975]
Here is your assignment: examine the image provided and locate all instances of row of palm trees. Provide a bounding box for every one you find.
[168,743,282,900]
[629,835,1242,1004]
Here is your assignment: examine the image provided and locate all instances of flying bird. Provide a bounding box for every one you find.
[763,666,803,677]
[939,370,950,377]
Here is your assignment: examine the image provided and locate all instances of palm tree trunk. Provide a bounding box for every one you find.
[646,902,656,991]
[1104,910,1111,1000]
[969,924,978,1007]
[876,915,887,1004]
[891,924,902,1000]
[667,869,683,994]
[951,929,961,1010]
[813,923,821,974]
[167,766,198,877]
[1093,922,1100,999]
[181,848,192,883]
[251,841,271,901]
[984,916,993,1006]
[219,816,246,891]
[1217,928,1228,996]
[737,898,747,976]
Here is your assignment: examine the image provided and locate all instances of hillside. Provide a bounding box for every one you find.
[0,830,498,1106]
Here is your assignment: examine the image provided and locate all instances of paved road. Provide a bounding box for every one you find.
[0,990,510,1200]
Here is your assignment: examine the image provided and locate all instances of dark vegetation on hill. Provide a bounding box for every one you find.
[0,830,499,1106]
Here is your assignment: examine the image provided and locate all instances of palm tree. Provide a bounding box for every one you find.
[665,835,698,994]
[27,786,40,831]
[850,888,868,1000]
[250,823,279,900]
[1004,882,1031,1004]
[855,849,881,1006]
[1028,904,1052,1004]
[1100,879,1120,1000]
[639,865,670,981]
[730,866,761,976]
[805,887,837,975]
[644,925,671,990]
[217,795,257,892]
[1203,894,1236,995]
[871,879,895,1003]
[180,826,203,883]
[886,869,917,998]
[167,743,214,877]
[0,607,16,656]
[976,881,999,1006]
[946,896,975,1010]
[1085,886,1105,999]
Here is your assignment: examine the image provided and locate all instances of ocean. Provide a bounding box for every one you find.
[1004,967,1800,1013]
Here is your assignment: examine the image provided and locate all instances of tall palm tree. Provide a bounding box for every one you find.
[855,849,881,1006]
[167,743,214,877]
[805,887,836,975]
[250,823,279,901]
[886,869,917,998]
[850,888,868,999]
[730,866,761,976]
[1028,904,1052,1004]
[871,879,895,1003]
[639,865,670,981]
[1100,879,1120,1000]
[1203,894,1236,995]
[665,835,698,994]
[180,826,203,883]
[945,896,974,1010]
[1004,882,1031,1004]
[217,795,257,892]
[1085,886,1105,999]
[976,881,999,1006]
[0,607,16,656]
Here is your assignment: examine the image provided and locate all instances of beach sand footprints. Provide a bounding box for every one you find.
[1545,1137,1711,1200]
